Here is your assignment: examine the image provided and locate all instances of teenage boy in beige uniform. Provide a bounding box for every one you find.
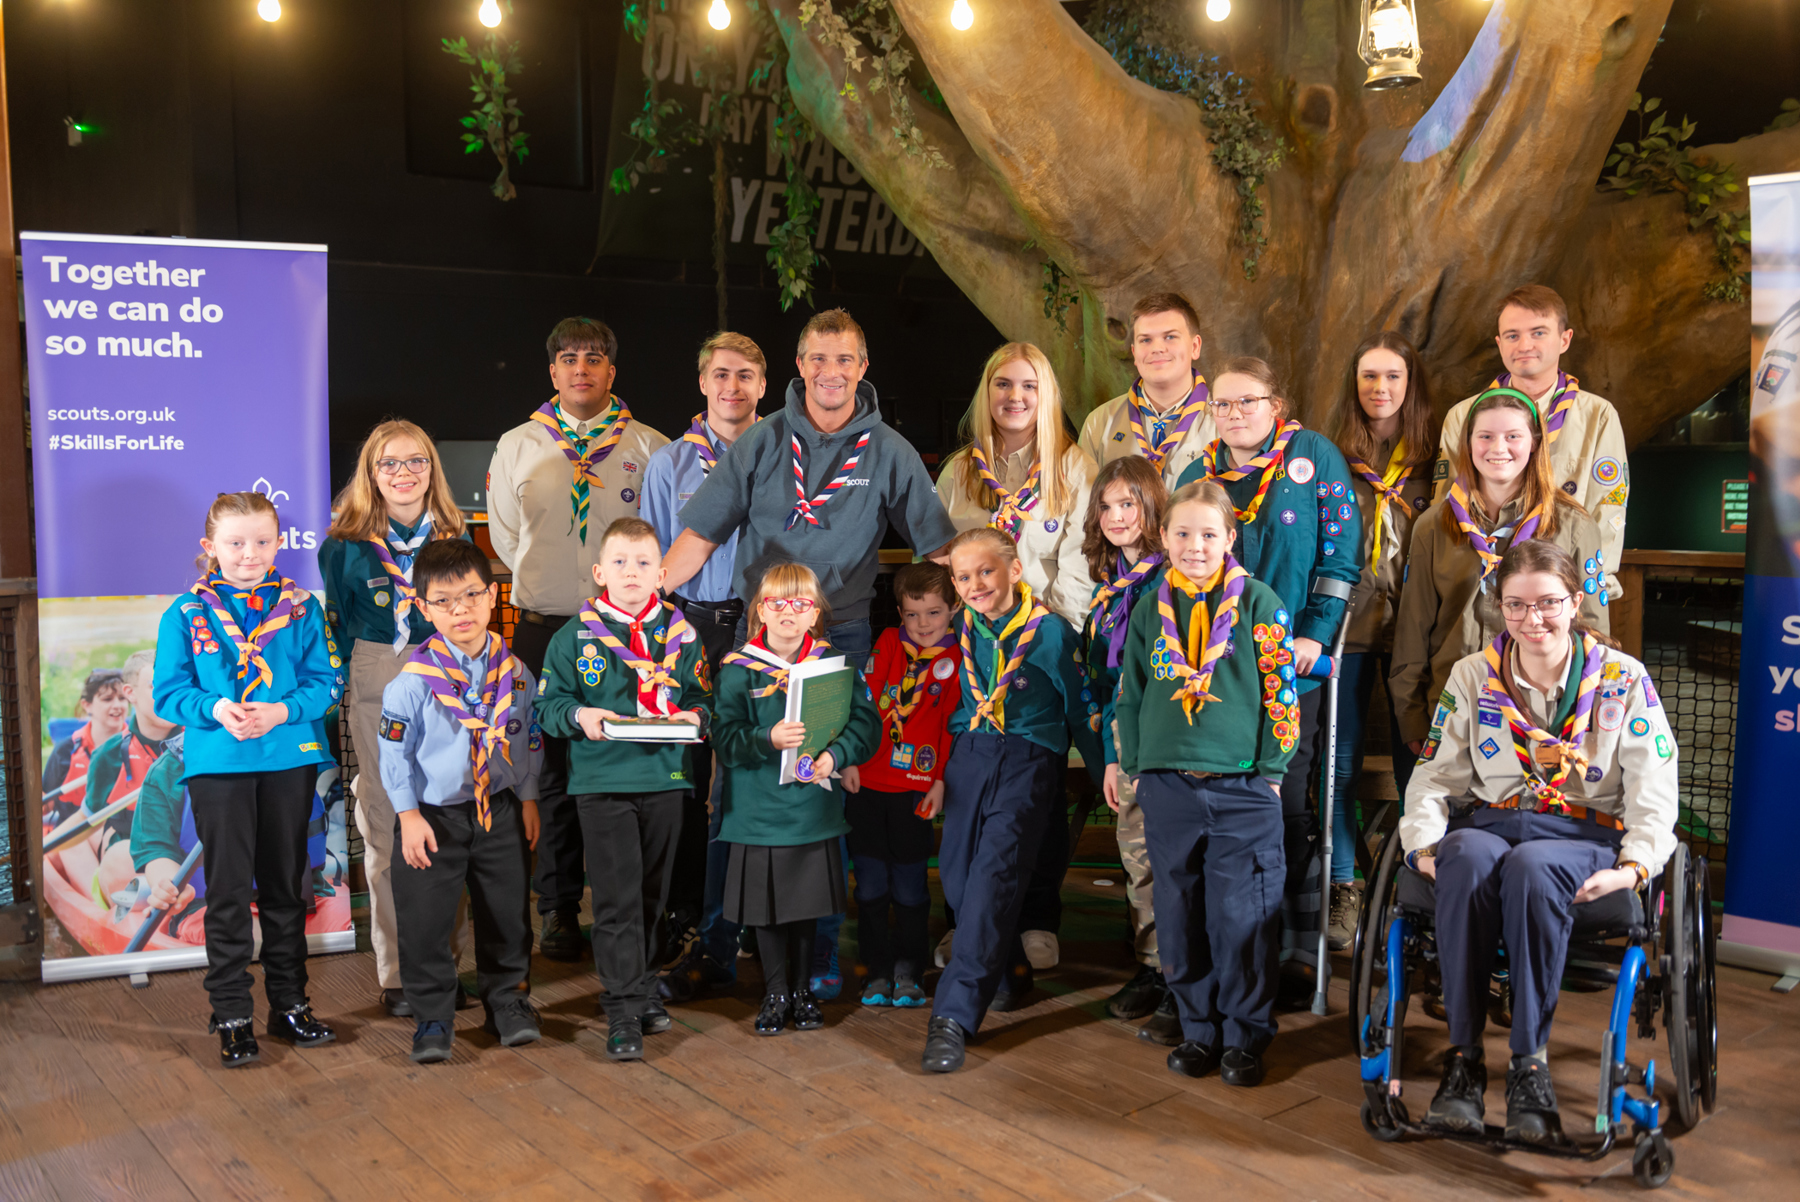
[1078,292,1218,490]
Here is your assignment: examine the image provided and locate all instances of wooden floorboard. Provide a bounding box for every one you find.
[4,868,1799,1201]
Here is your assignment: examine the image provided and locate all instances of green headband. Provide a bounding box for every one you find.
[1474,386,1540,427]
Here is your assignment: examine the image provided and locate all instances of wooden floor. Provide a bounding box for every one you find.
[3,870,1798,1202]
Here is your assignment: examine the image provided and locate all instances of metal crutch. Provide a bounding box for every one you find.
[1308,578,1354,1017]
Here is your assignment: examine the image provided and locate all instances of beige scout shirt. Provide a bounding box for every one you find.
[1342,435,1435,656]
[1400,641,1679,876]
[487,399,671,616]
[938,441,1098,628]
[1077,391,1218,491]
[1390,497,1607,744]
[1433,387,1629,594]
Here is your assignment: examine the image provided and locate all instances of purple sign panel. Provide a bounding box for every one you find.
[22,233,330,598]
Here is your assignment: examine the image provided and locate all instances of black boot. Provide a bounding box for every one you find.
[1108,963,1166,1021]
[538,908,586,962]
[210,1015,260,1068]
[267,1000,336,1047]
[1425,1046,1487,1134]
[1137,991,1182,1046]
[607,1016,645,1060]
[1505,1057,1567,1146]
[921,1016,966,1073]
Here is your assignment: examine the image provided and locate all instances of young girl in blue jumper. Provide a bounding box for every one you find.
[153,491,343,1067]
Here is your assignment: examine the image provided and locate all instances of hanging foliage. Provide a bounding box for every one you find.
[442,2,531,202]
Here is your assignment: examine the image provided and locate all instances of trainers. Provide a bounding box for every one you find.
[890,977,927,1008]
[860,978,894,1007]
[1328,882,1362,952]
[1107,963,1166,1020]
[1425,1047,1487,1134]
[1504,1058,1566,1146]
[538,909,586,962]
[934,929,955,968]
[1021,929,1060,970]
[810,942,843,1002]
[483,996,542,1047]
[1136,992,1182,1046]
[411,1020,454,1064]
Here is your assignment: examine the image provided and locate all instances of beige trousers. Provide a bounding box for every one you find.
[1112,719,1158,967]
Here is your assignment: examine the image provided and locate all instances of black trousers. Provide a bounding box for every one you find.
[391,792,533,1024]
[668,596,741,929]
[511,615,582,916]
[188,766,319,1021]
[575,789,685,1019]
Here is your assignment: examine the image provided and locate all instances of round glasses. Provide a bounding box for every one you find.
[1500,595,1573,621]
[422,585,492,613]
[1207,395,1270,417]
[760,597,818,614]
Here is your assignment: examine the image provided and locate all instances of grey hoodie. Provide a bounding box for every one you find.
[678,379,958,622]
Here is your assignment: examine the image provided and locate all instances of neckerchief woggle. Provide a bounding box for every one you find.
[529,396,628,542]
[960,582,1049,732]
[1205,419,1303,524]
[1445,481,1543,583]
[969,442,1041,539]
[1490,371,1577,445]
[402,631,520,830]
[369,511,433,654]
[722,632,832,698]
[1346,440,1412,577]
[191,569,302,703]
[887,630,956,746]
[1483,630,1603,811]
[580,592,694,717]
[1156,556,1249,723]
[682,411,758,476]
[1086,551,1165,670]
[1129,372,1209,471]
[787,428,873,530]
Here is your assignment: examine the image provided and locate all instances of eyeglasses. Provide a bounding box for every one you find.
[422,585,492,613]
[760,597,818,614]
[377,457,430,476]
[1207,395,1270,417]
[1500,595,1573,620]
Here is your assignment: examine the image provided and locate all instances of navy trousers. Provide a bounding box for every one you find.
[1138,770,1286,1053]
[932,732,1063,1033]
[1434,808,1622,1055]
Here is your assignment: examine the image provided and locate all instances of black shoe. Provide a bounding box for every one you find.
[1136,992,1183,1046]
[209,1016,260,1068]
[1425,1047,1488,1134]
[661,949,735,1002]
[1166,1041,1222,1078]
[642,998,672,1036]
[1107,964,1166,1021]
[411,1020,454,1064]
[1220,1047,1265,1087]
[606,1017,645,1061]
[267,1001,336,1048]
[921,1016,967,1073]
[483,995,542,1047]
[382,988,414,1018]
[755,993,791,1036]
[989,966,1035,1013]
[1504,1058,1567,1146]
[538,909,586,962]
[791,988,825,1031]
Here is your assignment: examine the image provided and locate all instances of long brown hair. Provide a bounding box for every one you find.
[1496,539,1617,649]
[1333,331,1437,471]
[1081,456,1168,582]
[195,490,280,576]
[1439,389,1583,544]
[326,419,467,544]
[952,342,1079,517]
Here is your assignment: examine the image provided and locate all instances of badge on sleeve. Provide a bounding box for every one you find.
[380,716,408,741]
[1287,457,1316,484]
[1593,457,1622,486]
[1655,734,1673,760]
[1628,717,1652,737]
[1478,702,1502,727]
[1598,699,1625,732]
[1478,737,1500,759]
[1641,676,1661,708]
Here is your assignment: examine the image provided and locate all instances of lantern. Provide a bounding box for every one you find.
[1359,0,1423,90]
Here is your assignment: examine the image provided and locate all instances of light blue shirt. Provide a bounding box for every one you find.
[641,419,740,604]
[377,643,543,811]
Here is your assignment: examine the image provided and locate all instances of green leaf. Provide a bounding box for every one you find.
[1644,97,1661,113]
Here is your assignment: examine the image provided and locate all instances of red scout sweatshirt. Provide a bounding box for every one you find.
[858,626,963,793]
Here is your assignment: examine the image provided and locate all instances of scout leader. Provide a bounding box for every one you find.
[536,517,713,1062]
[1078,292,1219,489]
[321,419,468,1018]
[1432,285,1629,596]
[1114,480,1301,1089]
[378,540,544,1065]
[488,316,670,964]
[921,528,1104,1075]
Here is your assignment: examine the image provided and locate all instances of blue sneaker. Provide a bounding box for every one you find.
[860,978,893,1007]
[810,942,843,1001]
[890,977,927,1008]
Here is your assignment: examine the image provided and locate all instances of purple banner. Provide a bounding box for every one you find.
[22,233,330,598]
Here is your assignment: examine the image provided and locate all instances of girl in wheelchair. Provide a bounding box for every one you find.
[1399,538,1676,1145]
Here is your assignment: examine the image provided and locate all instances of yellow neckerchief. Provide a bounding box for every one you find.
[1346,438,1412,576]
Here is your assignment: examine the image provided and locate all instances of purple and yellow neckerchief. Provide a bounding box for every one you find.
[1204,419,1303,524]
[190,569,302,702]
[401,631,520,830]
[960,582,1048,732]
[721,632,832,698]
[1346,440,1412,576]
[1483,630,1603,811]
[580,592,695,717]
[682,411,758,476]
[1085,551,1165,670]
[529,396,628,542]
[887,630,956,746]
[1129,372,1209,471]
[1490,371,1577,445]
[1445,482,1544,582]
[368,511,434,653]
[1155,556,1248,723]
[787,428,873,531]
[969,442,1041,538]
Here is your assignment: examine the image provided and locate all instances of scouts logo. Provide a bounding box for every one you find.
[794,754,817,783]
[1413,496,1428,511]
[1586,765,1604,782]
[1012,673,1028,691]
[1478,702,1501,727]
[932,657,957,680]
[1562,481,1579,495]
[506,718,523,735]
[620,488,637,504]
[1592,457,1622,487]
[915,744,936,773]
[1280,509,1297,525]
[1044,519,1059,533]
[381,717,407,741]
[1287,457,1315,484]
[1629,717,1652,737]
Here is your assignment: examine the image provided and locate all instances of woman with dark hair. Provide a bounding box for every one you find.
[1322,332,1438,947]
[1401,538,1675,1146]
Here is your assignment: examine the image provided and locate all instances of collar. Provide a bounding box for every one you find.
[969,592,1023,639]
[995,439,1038,479]
[388,514,427,541]
[555,401,612,438]
[592,591,661,627]
[441,638,491,678]
[1507,636,1581,723]
[743,632,814,667]
[1135,384,1188,417]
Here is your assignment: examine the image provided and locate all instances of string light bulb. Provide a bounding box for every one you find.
[1205,0,1230,20]
[257,0,281,21]
[708,0,731,30]
[950,0,973,31]
[478,0,502,28]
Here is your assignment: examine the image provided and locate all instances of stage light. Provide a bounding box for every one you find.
[257,0,281,22]
[950,0,973,31]
[1205,0,1230,21]
[1359,0,1424,90]
[479,0,502,29]
[709,0,731,30]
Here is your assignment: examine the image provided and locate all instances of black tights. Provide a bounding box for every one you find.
[754,919,818,999]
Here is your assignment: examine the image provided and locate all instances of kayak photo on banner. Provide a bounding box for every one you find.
[22,232,353,984]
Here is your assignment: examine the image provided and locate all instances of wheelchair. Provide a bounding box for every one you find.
[1349,821,1718,1189]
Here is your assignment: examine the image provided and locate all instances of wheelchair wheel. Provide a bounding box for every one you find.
[1349,825,1407,1058]
[1632,1130,1675,1189]
[1664,844,1719,1130]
